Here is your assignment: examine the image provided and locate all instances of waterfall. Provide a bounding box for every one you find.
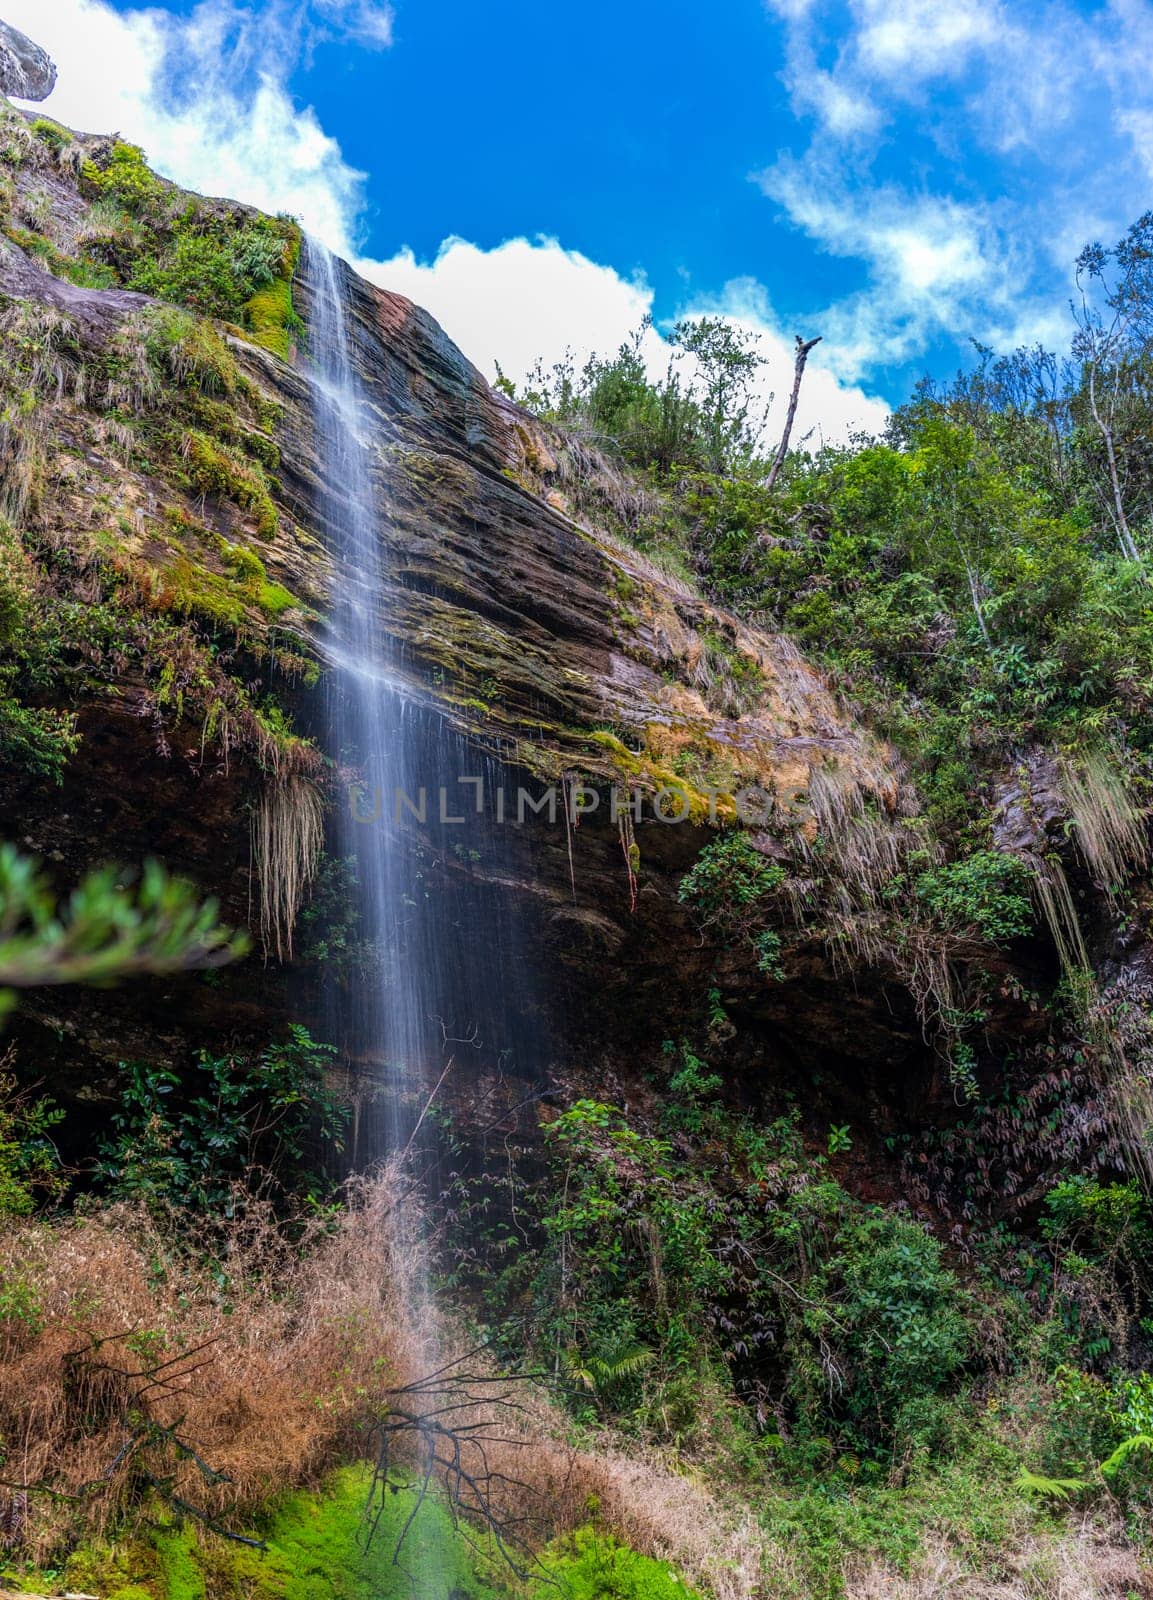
[307,242,434,1158]
[303,236,548,1229]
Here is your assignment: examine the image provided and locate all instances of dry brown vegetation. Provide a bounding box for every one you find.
[848,1521,1153,1600]
[0,1171,771,1596]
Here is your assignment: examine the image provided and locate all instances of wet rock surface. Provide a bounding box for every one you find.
[0,143,956,1149]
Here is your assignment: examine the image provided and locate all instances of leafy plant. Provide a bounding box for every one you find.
[661,1039,722,1133]
[566,1341,655,1410]
[1014,1467,1088,1501]
[95,1025,347,1212]
[0,1067,64,1216]
[914,851,1036,945]
[0,845,246,1024]
[678,833,785,941]
[827,1124,852,1156]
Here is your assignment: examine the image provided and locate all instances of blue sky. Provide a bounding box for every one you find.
[12,0,1153,442]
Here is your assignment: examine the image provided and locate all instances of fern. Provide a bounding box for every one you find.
[1014,1467,1088,1501]
[1100,1434,1153,1480]
[566,1342,655,1396]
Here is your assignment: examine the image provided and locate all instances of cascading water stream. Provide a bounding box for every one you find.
[307,244,433,1140]
[303,239,550,1354]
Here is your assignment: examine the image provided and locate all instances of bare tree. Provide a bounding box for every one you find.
[1072,215,1153,563]
[766,334,821,490]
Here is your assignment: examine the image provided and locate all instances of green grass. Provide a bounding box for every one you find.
[156,1466,499,1600]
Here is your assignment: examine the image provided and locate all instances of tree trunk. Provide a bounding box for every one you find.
[1088,363,1140,561]
[767,334,822,489]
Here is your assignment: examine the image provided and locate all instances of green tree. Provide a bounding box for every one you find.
[672,315,767,474]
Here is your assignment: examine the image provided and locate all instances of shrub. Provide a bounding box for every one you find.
[0,1068,64,1217]
[1040,1176,1151,1260]
[0,676,79,781]
[789,1211,973,1448]
[914,850,1035,944]
[678,832,785,931]
[95,1025,348,1212]
[661,1039,722,1133]
[30,118,71,152]
[83,141,164,212]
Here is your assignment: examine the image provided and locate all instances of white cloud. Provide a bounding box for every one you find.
[359,235,657,386]
[361,239,890,445]
[689,278,891,447]
[758,0,1153,372]
[4,0,891,446]
[312,0,394,48]
[853,0,1005,84]
[4,0,367,252]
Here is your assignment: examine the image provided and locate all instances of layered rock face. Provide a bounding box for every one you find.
[0,92,947,1160]
[0,19,55,100]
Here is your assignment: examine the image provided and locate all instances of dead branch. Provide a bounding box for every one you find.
[766,334,822,490]
[362,1354,556,1584]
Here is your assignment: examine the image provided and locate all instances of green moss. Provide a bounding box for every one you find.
[255,579,297,617]
[163,553,248,631]
[529,1526,700,1600]
[585,729,715,821]
[183,430,278,538]
[218,539,264,581]
[157,539,300,632]
[24,1476,693,1600]
[243,229,303,362]
[218,541,300,618]
[153,1466,500,1599]
[30,117,72,150]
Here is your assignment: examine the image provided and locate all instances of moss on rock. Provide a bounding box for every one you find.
[15,1472,699,1600]
[242,228,302,362]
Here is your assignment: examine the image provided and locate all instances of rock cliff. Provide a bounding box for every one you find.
[0,90,995,1162]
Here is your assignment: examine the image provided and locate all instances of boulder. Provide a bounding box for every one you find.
[0,17,56,100]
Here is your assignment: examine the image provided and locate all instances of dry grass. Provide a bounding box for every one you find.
[0,1174,419,1559]
[849,1518,1152,1599]
[1029,852,1091,986]
[1059,749,1148,900]
[569,1448,783,1600]
[0,298,82,526]
[786,752,982,1046]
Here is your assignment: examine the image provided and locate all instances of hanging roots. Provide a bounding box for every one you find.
[251,775,325,961]
[1028,852,1091,992]
[1026,847,1153,1190]
[1059,748,1148,899]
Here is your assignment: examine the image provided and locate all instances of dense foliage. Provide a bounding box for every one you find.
[471,208,1153,1588]
[507,219,1153,849]
[94,1025,347,1211]
[5,113,1153,1598]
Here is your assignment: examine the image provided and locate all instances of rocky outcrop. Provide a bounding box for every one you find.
[0,102,954,1161]
[0,18,55,100]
